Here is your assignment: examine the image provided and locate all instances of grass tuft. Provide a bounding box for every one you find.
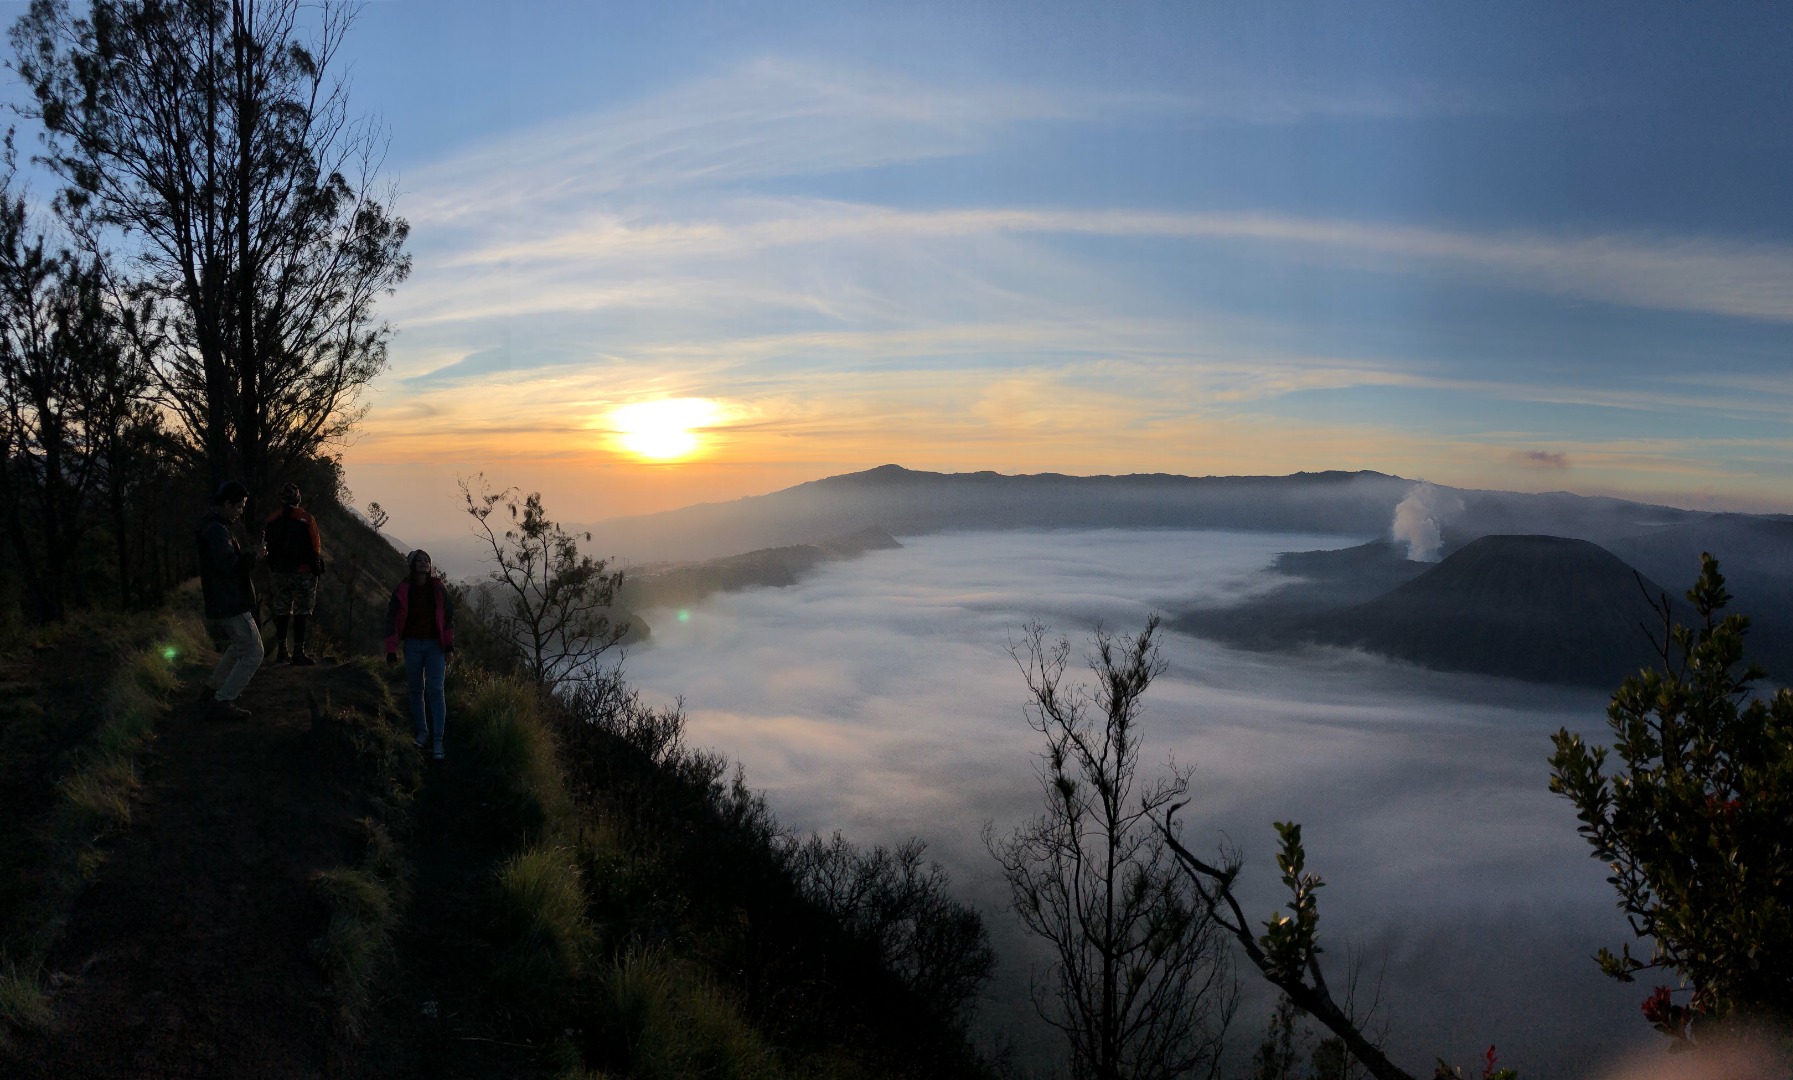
[53,760,139,840]
[301,667,417,1042]
[460,675,571,838]
[494,843,593,1000]
[600,949,784,1080]
[310,865,397,1036]
[0,960,52,1045]
[308,662,419,821]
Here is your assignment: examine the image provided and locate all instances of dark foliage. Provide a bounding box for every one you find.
[554,670,997,1076]
[1551,554,1793,1041]
[12,0,410,507]
[787,830,994,1024]
[0,142,195,621]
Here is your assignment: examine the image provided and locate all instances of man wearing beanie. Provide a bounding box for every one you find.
[195,481,265,719]
[263,482,326,664]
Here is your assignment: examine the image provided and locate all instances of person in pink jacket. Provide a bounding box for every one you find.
[385,549,455,760]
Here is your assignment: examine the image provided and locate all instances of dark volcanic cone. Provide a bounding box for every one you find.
[1309,534,1676,686]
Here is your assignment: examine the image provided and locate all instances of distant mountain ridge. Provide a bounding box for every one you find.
[592,466,1420,564]
[586,465,1791,682]
[590,464,1741,566]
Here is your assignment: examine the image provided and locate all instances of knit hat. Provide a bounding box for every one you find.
[213,480,249,504]
[280,482,301,506]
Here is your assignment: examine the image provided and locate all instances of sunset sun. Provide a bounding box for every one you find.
[608,397,723,461]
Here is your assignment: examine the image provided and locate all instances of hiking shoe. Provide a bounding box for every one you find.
[290,653,317,667]
[210,699,252,721]
[413,736,427,751]
[430,747,445,762]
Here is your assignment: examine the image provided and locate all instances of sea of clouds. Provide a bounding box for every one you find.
[619,528,1652,1077]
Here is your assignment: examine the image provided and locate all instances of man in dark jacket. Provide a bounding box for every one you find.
[196,481,265,719]
[263,482,326,665]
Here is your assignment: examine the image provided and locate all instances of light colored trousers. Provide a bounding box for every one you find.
[209,611,264,701]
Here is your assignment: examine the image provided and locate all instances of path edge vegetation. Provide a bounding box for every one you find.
[303,660,422,1041]
[0,611,204,1044]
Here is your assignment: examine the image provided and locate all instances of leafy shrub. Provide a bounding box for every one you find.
[1551,555,1793,1039]
[552,668,995,1072]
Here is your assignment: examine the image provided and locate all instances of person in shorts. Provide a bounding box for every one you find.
[263,482,326,665]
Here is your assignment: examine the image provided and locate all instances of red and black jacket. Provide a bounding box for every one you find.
[263,505,323,574]
[384,577,456,655]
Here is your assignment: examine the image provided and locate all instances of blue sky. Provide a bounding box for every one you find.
[70,1,1793,526]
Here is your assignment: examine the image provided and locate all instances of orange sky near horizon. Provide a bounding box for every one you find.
[341,376,1785,555]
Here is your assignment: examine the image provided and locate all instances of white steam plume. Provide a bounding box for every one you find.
[1391,482,1463,562]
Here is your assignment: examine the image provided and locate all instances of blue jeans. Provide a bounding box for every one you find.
[403,638,447,752]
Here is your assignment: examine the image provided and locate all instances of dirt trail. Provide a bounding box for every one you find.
[11,659,393,1080]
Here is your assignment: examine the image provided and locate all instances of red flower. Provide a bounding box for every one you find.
[1642,985,1692,1042]
[1641,986,1673,1024]
[1482,1045,1498,1080]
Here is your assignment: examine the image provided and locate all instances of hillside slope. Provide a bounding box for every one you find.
[1179,535,1682,686]
[1310,535,1674,686]
[2,501,997,1078]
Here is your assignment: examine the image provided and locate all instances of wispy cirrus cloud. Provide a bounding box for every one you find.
[403,58,1073,227]
[405,56,1498,229]
[404,198,1793,325]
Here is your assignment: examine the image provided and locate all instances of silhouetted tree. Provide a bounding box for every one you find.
[12,0,410,499]
[990,616,1235,1080]
[0,143,146,619]
[462,475,627,691]
[1550,554,1793,1042]
[788,831,995,1027]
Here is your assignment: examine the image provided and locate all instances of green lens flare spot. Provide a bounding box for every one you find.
[677,610,690,622]
[162,647,179,661]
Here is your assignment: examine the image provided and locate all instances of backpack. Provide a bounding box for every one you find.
[264,508,316,572]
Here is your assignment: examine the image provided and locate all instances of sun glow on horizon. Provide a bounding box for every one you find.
[608,397,725,461]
